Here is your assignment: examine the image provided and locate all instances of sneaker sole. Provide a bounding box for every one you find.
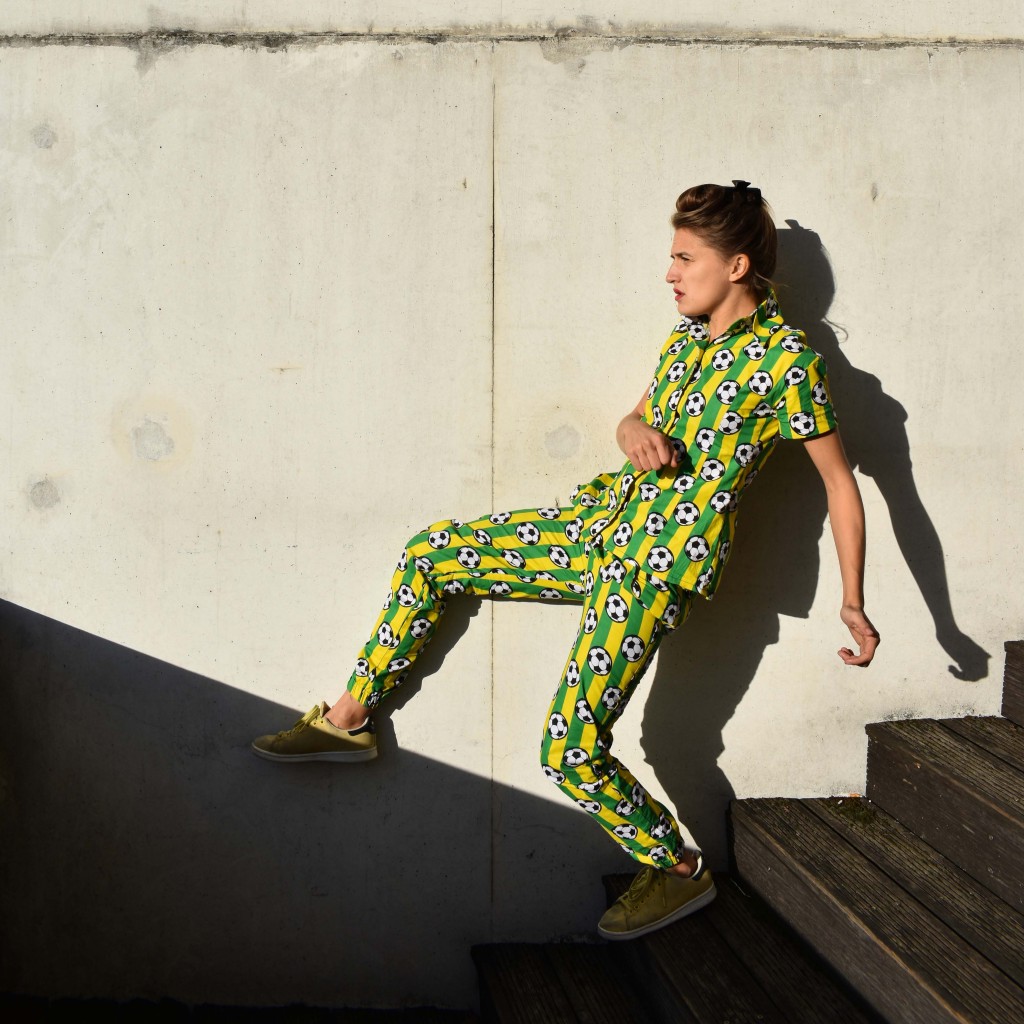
[250,743,378,763]
[597,879,717,941]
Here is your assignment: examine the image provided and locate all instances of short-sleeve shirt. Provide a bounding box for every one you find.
[569,291,837,598]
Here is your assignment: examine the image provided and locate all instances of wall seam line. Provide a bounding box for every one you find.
[488,41,497,942]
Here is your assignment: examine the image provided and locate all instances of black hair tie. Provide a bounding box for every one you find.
[730,179,762,202]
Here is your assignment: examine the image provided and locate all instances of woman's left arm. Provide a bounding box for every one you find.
[804,430,880,667]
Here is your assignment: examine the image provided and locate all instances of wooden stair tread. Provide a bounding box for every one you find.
[472,943,640,1024]
[866,718,1024,818]
[941,715,1024,774]
[603,872,880,1023]
[731,797,1024,1024]
[804,796,1024,988]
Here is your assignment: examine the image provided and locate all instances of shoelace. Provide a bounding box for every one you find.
[280,704,323,736]
[619,867,658,910]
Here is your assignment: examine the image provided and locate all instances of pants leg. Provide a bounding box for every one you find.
[540,552,696,869]
[345,505,588,708]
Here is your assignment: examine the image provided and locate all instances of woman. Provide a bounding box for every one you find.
[252,181,879,941]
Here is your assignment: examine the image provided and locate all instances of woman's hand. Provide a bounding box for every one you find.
[839,604,880,666]
[617,393,679,472]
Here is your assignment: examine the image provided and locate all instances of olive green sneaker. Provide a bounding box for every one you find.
[597,857,716,940]
[251,702,377,763]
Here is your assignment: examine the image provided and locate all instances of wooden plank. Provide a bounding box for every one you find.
[941,715,1024,774]
[731,798,1024,1024]
[806,797,1024,989]
[547,944,656,1024]
[706,874,883,1023]
[1004,641,1024,727]
[866,719,1024,909]
[472,944,579,1023]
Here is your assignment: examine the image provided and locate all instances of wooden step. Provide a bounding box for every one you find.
[731,797,1024,1024]
[472,942,645,1024]
[602,872,880,1023]
[866,717,1024,910]
[804,796,1024,989]
[1004,640,1024,727]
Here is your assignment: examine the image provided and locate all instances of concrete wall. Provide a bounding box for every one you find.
[2,6,1022,1012]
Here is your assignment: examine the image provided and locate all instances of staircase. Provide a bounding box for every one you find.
[474,641,1024,1023]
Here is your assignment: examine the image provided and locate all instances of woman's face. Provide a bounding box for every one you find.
[665,227,736,319]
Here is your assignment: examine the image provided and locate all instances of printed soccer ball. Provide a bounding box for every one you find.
[564,520,582,543]
[689,322,709,341]
[735,443,756,466]
[516,523,540,545]
[639,483,661,502]
[695,428,716,452]
[578,494,599,507]
[575,699,596,724]
[631,782,647,806]
[547,545,571,569]
[647,546,674,572]
[667,361,687,383]
[387,657,411,674]
[503,549,526,569]
[684,536,710,562]
[672,474,696,494]
[647,377,658,398]
[780,333,804,353]
[410,618,432,639]
[674,501,700,526]
[615,799,636,817]
[744,340,767,360]
[383,590,393,610]
[719,539,731,563]
[577,799,601,814]
[584,571,595,595]
[663,602,680,627]
[697,568,714,592]
[651,815,672,839]
[668,336,686,353]
[457,547,481,569]
[563,747,590,767]
[542,765,566,785]
[443,580,466,595]
[413,556,434,574]
[644,513,667,536]
[539,588,562,600]
[588,518,610,537]
[397,584,417,606]
[538,507,561,520]
[716,380,740,404]
[588,647,612,675]
[812,380,829,406]
[700,459,725,481]
[649,845,669,862]
[651,407,664,428]
[785,366,808,387]
[601,687,623,711]
[354,658,370,676]
[606,594,629,622]
[614,823,638,840]
[473,528,493,546]
[719,411,744,435]
[548,713,569,739]
[620,473,635,491]
[377,623,397,647]
[684,393,706,416]
[397,551,408,571]
[565,660,582,685]
[790,412,816,436]
[489,581,512,596]
[612,523,633,546]
[711,349,735,371]
[748,370,773,396]
[621,635,646,662]
[489,512,512,525]
[709,490,735,514]
[566,581,584,595]
[752,401,774,418]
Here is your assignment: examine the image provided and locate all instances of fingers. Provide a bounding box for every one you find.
[838,627,880,667]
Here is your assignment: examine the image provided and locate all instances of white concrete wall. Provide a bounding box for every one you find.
[1,11,1022,1012]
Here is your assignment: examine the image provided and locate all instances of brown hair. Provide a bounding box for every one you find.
[671,181,777,296]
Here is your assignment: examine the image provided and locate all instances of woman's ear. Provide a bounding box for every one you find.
[728,253,750,282]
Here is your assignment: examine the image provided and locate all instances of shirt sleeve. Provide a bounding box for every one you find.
[774,350,838,440]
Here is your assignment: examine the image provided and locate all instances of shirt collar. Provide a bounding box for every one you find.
[683,289,783,347]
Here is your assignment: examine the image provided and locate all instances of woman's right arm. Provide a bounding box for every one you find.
[617,393,679,472]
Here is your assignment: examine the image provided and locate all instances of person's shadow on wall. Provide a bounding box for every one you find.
[640,220,990,867]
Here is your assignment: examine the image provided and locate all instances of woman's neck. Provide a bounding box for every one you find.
[707,287,761,340]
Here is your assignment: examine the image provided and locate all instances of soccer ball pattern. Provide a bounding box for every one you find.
[341,294,833,870]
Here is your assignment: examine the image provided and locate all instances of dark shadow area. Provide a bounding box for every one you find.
[640,221,989,866]
[0,600,613,1012]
